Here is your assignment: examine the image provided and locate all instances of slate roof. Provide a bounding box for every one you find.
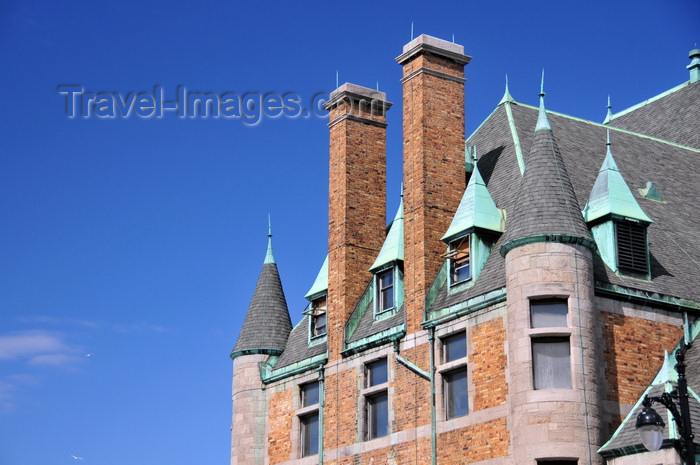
[232,245,292,358]
[429,82,700,315]
[500,97,594,253]
[273,315,326,369]
[607,82,700,150]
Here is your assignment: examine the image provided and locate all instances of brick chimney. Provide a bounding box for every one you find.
[324,83,392,361]
[397,35,471,333]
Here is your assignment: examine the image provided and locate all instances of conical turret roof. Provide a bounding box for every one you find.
[231,227,292,359]
[501,84,594,256]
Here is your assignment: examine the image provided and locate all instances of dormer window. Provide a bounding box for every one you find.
[309,295,327,338]
[615,221,648,276]
[376,268,394,312]
[447,236,471,285]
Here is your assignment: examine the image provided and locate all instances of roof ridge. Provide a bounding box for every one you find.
[608,81,690,121]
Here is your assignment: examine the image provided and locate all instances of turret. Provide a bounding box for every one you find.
[230,224,292,465]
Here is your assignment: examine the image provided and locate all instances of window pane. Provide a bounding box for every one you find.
[450,236,471,284]
[443,332,466,363]
[367,359,388,386]
[368,392,388,439]
[378,270,394,311]
[380,270,393,288]
[532,338,572,389]
[530,300,568,328]
[312,313,326,337]
[301,382,319,407]
[445,369,469,418]
[301,412,319,456]
[381,286,394,309]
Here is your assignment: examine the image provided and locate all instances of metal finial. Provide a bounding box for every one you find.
[606,129,611,147]
[411,22,414,40]
[539,69,545,98]
[268,214,272,238]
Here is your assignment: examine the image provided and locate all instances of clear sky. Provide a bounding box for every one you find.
[0,1,697,464]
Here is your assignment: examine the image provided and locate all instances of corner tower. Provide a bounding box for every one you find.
[500,81,604,465]
[230,225,292,465]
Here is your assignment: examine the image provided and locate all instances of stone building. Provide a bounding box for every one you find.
[230,35,700,465]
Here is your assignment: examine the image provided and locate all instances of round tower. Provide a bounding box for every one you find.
[500,83,605,465]
[230,225,292,465]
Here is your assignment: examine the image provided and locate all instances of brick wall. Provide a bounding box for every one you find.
[326,85,390,361]
[603,311,683,405]
[438,417,509,463]
[268,389,293,464]
[398,36,470,335]
[472,317,508,411]
[322,365,360,451]
[392,343,431,433]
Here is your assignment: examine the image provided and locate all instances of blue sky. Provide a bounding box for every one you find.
[0,1,697,464]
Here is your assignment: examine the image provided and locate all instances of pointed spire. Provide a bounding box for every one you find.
[603,95,613,124]
[264,214,275,264]
[501,82,594,256]
[535,70,551,132]
[231,224,292,359]
[305,255,329,300]
[369,191,404,271]
[499,74,515,105]
[442,162,504,243]
[582,131,652,224]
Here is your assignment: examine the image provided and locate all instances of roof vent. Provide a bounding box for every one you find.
[689,48,700,84]
[640,181,664,202]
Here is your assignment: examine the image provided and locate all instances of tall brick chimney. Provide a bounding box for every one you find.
[324,83,392,361]
[397,35,471,333]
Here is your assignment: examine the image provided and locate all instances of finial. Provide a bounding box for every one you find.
[499,74,514,104]
[606,129,611,148]
[411,21,414,40]
[535,69,551,132]
[604,95,613,124]
[400,182,404,197]
[264,214,275,264]
[376,81,379,91]
[452,33,455,43]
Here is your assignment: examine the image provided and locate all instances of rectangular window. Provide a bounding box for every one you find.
[616,221,648,275]
[532,337,572,389]
[299,382,320,457]
[530,300,568,328]
[310,296,327,338]
[444,369,469,418]
[364,359,389,440]
[448,236,471,285]
[377,269,394,311]
[440,332,468,419]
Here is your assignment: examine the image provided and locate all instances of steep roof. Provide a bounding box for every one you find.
[500,91,594,256]
[370,197,404,271]
[607,81,700,150]
[231,234,292,358]
[428,83,700,316]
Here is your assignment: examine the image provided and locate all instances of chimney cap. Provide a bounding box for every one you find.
[396,34,471,66]
[324,83,392,112]
[690,48,700,59]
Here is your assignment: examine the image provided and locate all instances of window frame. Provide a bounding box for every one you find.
[362,358,389,440]
[437,331,469,420]
[529,299,572,390]
[297,381,321,458]
[375,268,395,314]
[447,235,471,286]
[309,295,327,339]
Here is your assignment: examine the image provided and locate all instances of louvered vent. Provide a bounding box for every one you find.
[616,221,648,275]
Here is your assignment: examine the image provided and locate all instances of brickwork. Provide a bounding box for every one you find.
[602,311,683,405]
[471,317,508,411]
[326,85,390,361]
[322,365,360,451]
[399,37,470,335]
[392,343,431,432]
[437,417,509,463]
[268,389,294,464]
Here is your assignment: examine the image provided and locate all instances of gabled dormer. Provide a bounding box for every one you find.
[368,197,404,319]
[442,162,504,291]
[582,131,653,278]
[304,255,328,343]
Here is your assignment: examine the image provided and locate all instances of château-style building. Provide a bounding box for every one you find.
[230,34,700,465]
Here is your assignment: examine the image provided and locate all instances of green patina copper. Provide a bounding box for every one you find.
[369,197,404,271]
[535,70,552,132]
[263,216,276,264]
[304,254,328,300]
[260,352,328,384]
[441,163,504,243]
[582,132,652,225]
